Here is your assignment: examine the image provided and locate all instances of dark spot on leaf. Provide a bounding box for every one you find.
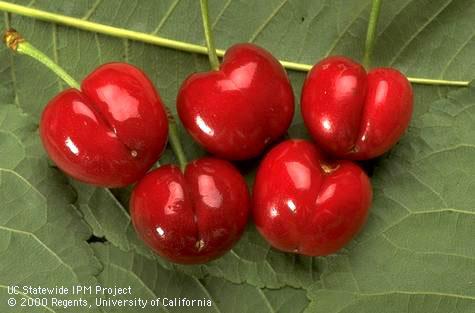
[87,235,108,243]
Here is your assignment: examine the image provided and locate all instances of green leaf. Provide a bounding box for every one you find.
[91,243,309,313]
[2,0,474,120]
[305,290,475,313]
[2,0,474,288]
[0,105,102,313]
[305,85,475,310]
[1,1,475,311]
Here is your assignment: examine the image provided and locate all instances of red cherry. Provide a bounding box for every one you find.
[40,63,168,187]
[130,158,250,264]
[301,56,413,159]
[253,139,372,256]
[177,43,294,160]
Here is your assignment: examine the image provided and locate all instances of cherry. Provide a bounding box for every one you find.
[130,157,250,264]
[40,63,168,187]
[252,139,372,256]
[301,56,413,160]
[177,43,294,160]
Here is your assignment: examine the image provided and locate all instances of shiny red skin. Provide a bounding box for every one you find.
[130,158,250,264]
[253,139,372,256]
[40,63,168,187]
[177,43,294,160]
[301,56,413,159]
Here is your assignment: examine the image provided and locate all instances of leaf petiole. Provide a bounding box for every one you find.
[0,1,470,87]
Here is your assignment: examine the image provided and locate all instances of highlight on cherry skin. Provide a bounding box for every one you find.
[177,43,295,160]
[252,139,373,256]
[301,56,413,160]
[40,62,169,188]
[130,157,250,264]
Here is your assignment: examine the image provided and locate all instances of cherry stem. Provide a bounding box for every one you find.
[3,31,189,172]
[199,0,220,71]
[3,28,80,89]
[166,108,188,172]
[0,2,470,87]
[3,30,188,172]
[363,0,383,69]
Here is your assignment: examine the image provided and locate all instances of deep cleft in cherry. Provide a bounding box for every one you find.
[130,158,250,264]
[41,63,169,187]
[301,56,413,160]
[252,139,372,256]
[177,43,295,160]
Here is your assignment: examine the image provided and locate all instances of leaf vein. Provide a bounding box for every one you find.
[381,232,475,261]
[406,169,448,208]
[440,29,475,78]
[152,0,180,35]
[388,0,455,65]
[82,0,102,20]
[0,225,79,280]
[324,2,369,57]
[211,0,233,28]
[249,0,289,43]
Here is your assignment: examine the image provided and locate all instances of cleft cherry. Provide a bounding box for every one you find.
[301,56,413,160]
[130,157,250,264]
[177,43,295,160]
[252,139,372,256]
[40,62,168,187]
